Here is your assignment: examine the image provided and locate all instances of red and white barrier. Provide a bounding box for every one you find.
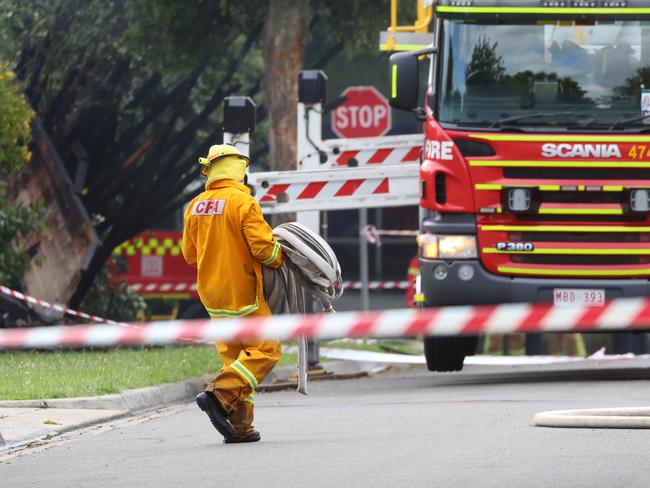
[0,285,126,326]
[258,177,393,204]
[2,297,650,350]
[333,146,421,167]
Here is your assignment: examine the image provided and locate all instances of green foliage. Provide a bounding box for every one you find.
[0,346,298,399]
[0,63,44,288]
[80,260,147,322]
[0,66,32,172]
[309,0,387,53]
[0,0,396,305]
[0,346,221,399]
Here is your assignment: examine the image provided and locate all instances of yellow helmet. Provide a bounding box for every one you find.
[198,144,249,176]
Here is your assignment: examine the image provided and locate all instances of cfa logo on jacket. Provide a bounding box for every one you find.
[192,199,226,216]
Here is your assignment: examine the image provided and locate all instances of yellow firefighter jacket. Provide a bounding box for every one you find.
[182,179,283,318]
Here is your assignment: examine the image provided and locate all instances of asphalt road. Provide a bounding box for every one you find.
[2,360,650,488]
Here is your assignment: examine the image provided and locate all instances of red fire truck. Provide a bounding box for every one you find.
[389,0,650,370]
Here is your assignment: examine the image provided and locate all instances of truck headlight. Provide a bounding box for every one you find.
[419,234,477,259]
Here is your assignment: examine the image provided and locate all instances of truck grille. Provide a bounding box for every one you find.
[462,132,650,278]
[514,232,649,243]
[477,223,650,278]
[515,214,645,222]
[510,254,649,266]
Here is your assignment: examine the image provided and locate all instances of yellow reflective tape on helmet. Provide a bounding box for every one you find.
[262,242,281,266]
[205,298,259,319]
[481,225,650,233]
[436,6,650,16]
[469,160,650,168]
[231,360,259,389]
[391,64,398,98]
[485,248,650,255]
[243,393,255,404]
[498,266,650,277]
[538,207,623,215]
[469,134,650,143]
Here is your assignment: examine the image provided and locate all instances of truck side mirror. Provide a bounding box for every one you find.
[389,52,419,111]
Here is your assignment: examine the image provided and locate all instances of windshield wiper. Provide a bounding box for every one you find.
[608,114,650,130]
[489,111,590,129]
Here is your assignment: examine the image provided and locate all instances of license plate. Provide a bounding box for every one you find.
[553,288,605,307]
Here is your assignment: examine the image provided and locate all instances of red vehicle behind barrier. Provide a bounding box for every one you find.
[112,231,204,318]
[390,0,650,371]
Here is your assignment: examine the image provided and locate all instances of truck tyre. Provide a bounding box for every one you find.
[423,336,479,372]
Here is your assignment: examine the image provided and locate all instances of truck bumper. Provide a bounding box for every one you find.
[421,259,650,306]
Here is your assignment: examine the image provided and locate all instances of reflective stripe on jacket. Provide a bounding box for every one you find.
[182,179,283,318]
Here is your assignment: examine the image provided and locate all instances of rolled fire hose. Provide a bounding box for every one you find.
[534,407,650,429]
[263,222,343,395]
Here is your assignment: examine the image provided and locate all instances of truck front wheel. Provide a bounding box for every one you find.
[423,336,479,372]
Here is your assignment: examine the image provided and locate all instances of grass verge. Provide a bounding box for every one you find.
[0,346,297,400]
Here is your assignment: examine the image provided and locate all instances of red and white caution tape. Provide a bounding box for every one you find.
[361,225,418,245]
[129,282,197,293]
[2,297,650,350]
[131,281,407,293]
[342,281,409,290]
[0,285,126,326]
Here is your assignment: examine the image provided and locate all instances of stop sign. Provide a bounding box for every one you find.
[331,86,391,138]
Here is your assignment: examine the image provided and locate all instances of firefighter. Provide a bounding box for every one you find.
[182,144,284,444]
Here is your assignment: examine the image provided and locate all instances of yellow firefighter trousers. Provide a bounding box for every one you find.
[204,304,281,435]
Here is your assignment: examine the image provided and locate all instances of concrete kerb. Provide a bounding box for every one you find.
[0,378,207,412]
[0,360,400,411]
[0,360,412,451]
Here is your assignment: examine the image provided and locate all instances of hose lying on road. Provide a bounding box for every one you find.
[263,222,343,395]
[534,407,650,429]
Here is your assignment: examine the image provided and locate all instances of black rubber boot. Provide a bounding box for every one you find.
[196,391,235,441]
[224,430,261,444]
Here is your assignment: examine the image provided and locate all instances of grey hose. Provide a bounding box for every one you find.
[263,222,343,396]
[534,407,650,429]
[263,222,343,315]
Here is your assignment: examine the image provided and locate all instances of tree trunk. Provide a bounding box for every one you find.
[263,0,307,225]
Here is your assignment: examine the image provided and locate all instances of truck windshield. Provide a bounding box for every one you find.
[438,19,650,131]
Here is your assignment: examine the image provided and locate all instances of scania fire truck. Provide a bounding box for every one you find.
[389,0,650,370]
